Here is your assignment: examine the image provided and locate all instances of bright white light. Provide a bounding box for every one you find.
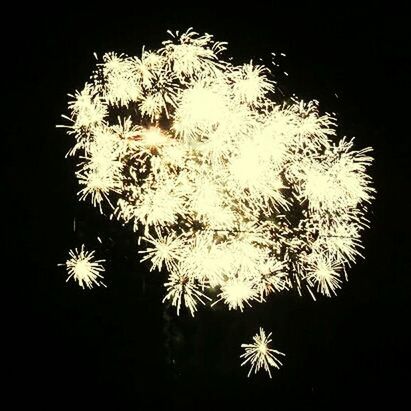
[219,278,257,311]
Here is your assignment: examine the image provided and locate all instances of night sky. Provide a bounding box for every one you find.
[7,4,409,409]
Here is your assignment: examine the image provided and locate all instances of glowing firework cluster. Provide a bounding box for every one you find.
[60,29,374,375]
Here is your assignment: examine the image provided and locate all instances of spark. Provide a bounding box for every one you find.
[64,245,106,289]
[241,328,285,378]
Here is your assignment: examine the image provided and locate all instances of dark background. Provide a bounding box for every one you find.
[7,3,409,409]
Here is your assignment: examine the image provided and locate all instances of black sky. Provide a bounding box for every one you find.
[7,3,410,409]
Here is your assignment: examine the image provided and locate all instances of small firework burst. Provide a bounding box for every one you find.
[241,328,285,378]
[218,278,256,311]
[64,245,106,289]
[306,254,342,297]
[163,271,211,316]
[139,231,186,272]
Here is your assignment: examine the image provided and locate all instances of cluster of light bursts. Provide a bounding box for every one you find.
[60,29,374,377]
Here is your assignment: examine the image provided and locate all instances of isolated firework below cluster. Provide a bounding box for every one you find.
[60,28,374,318]
[241,328,285,378]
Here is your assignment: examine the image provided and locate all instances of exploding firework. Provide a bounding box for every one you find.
[64,244,106,289]
[241,328,285,378]
[59,29,373,317]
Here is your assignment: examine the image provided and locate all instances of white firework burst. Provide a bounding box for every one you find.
[139,231,186,272]
[306,254,342,297]
[218,278,257,311]
[241,328,285,378]
[64,245,106,289]
[163,271,211,316]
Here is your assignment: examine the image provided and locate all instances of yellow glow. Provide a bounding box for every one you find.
[140,127,168,147]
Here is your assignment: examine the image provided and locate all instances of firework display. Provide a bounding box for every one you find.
[60,29,374,376]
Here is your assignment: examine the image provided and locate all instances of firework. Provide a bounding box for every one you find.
[60,28,374,314]
[241,328,285,378]
[163,271,211,316]
[65,245,105,289]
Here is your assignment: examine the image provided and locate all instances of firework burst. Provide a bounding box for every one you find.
[64,245,106,289]
[60,29,374,318]
[241,328,285,378]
